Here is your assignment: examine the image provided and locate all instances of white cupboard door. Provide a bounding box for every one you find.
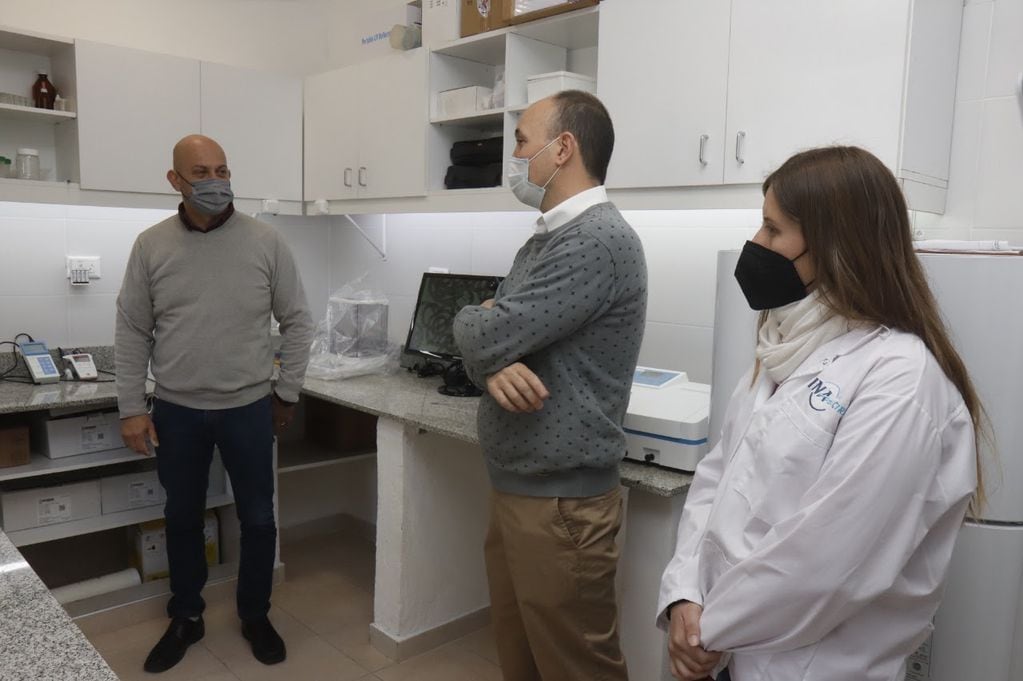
[598,0,731,188]
[200,62,302,201]
[75,40,200,194]
[304,67,361,202]
[723,0,909,184]
[356,50,428,200]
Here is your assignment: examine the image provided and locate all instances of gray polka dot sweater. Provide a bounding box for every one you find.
[453,203,648,498]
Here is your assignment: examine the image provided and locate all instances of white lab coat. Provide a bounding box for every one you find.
[658,325,976,681]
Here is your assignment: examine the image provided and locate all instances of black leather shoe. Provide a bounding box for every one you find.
[143,617,205,673]
[242,616,287,665]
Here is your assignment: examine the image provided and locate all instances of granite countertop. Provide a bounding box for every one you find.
[0,362,691,498]
[302,370,693,498]
[0,532,119,680]
[0,346,120,415]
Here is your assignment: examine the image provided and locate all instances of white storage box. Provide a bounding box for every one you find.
[100,451,227,515]
[133,511,220,582]
[39,410,125,459]
[526,70,596,103]
[0,480,101,532]
[437,85,494,119]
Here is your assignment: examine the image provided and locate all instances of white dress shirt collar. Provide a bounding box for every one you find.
[534,185,609,235]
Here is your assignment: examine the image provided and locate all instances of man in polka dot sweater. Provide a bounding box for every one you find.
[454,91,647,681]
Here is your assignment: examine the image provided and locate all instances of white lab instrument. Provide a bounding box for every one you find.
[19,341,60,384]
[62,352,98,380]
[624,368,710,471]
[710,250,1023,680]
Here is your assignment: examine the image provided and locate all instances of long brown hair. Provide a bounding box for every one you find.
[763,146,988,514]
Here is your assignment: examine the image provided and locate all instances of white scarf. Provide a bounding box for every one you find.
[756,291,849,384]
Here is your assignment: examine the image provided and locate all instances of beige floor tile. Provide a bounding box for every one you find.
[273,577,373,635]
[220,634,368,681]
[102,642,228,681]
[201,599,318,664]
[85,616,172,659]
[451,625,500,667]
[321,623,395,673]
[373,643,503,681]
[193,673,242,681]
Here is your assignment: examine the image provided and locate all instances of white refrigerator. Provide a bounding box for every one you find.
[709,250,1023,680]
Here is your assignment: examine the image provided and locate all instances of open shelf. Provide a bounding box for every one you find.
[7,494,235,547]
[277,439,375,475]
[432,29,507,65]
[0,102,76,124]
[0,447,145,483]
[513,6,599,50]
[430,106,511,127]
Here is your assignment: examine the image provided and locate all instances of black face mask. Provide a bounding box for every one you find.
[734,240,811,310]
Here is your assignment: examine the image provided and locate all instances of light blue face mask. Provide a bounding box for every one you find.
[506,138,562,210]
[178,174,234,216]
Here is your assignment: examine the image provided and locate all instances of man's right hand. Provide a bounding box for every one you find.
[121,414,159,456]
[668,601,722,681]
[485,363,550,413]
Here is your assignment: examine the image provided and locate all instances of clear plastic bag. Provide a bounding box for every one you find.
[307,275,398,380]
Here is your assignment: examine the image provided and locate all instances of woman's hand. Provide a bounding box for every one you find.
[668,601,723,680]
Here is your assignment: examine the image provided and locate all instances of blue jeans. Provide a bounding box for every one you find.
[153,395,276,621]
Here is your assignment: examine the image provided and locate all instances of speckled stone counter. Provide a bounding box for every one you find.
[302,370,693,498]
[0,531,118,680]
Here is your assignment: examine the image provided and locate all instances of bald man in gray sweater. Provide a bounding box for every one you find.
[115,135,313,673]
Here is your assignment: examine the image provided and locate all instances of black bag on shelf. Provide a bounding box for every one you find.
[444,163,503,189]
[450,136,503,167]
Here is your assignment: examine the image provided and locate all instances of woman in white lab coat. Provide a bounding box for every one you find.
[658,146,986,681]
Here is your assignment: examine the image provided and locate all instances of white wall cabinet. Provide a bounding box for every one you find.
[598,0,963,212]
[304,50,428,202]
[598,0,730,188]
[200,62,303,201]
[75,40,200,195]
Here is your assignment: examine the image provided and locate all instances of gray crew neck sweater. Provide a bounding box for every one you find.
[453,202,648,498]
[115,211,314,418]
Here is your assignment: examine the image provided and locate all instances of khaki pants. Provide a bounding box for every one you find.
[484,487,628,681]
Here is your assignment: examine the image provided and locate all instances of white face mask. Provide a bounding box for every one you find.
[506,138,561,210]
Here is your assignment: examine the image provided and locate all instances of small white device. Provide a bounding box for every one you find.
[624,368,711,472]
[19,341,61,384]
[62,352,98,381]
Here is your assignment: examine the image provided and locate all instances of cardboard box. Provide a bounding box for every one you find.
[460,0,510,37]
[423,0,461,44]
[506,0,598,25]
[0,424,30,468]
[0,480,101,532]
[526,70,596,103]
[39,410,125,459]
[100,451,226,515]
[133,512,219,582]
[437,85,494,118]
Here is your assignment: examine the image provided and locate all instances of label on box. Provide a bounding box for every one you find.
[128,480,159,507]
[38,495,72,525]
[80,425,110,452]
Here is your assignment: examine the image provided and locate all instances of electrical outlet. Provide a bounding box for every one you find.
[66,256,101,280]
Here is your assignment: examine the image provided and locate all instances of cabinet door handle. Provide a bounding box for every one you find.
[735,131,747,166]
[344,168,353,187]
[358,167,368,187]
[698,134,709,166]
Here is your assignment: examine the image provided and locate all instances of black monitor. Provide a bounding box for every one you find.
[404,272,502,361]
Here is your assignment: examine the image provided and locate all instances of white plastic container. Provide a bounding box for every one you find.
[526,71,597,103]
[15,148,40,180]
[437,85,494,119]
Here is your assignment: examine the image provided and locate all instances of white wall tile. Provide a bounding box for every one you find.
[0,201,66,220]
[470,226,533,276]
[0,295,68,346]
[974,98,1023,229]
[65,205,174,223]
[0,216,67,296]
[637,322,715,384]
[956,1,993,102]
[329,214,391,296]
[985,0,1023,98]
[387,294,417,345]
[637,226,755,327]
[622,209,761,230]
[66,293,118,346]
[270,217,331,320]
[968,228,1023,245]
